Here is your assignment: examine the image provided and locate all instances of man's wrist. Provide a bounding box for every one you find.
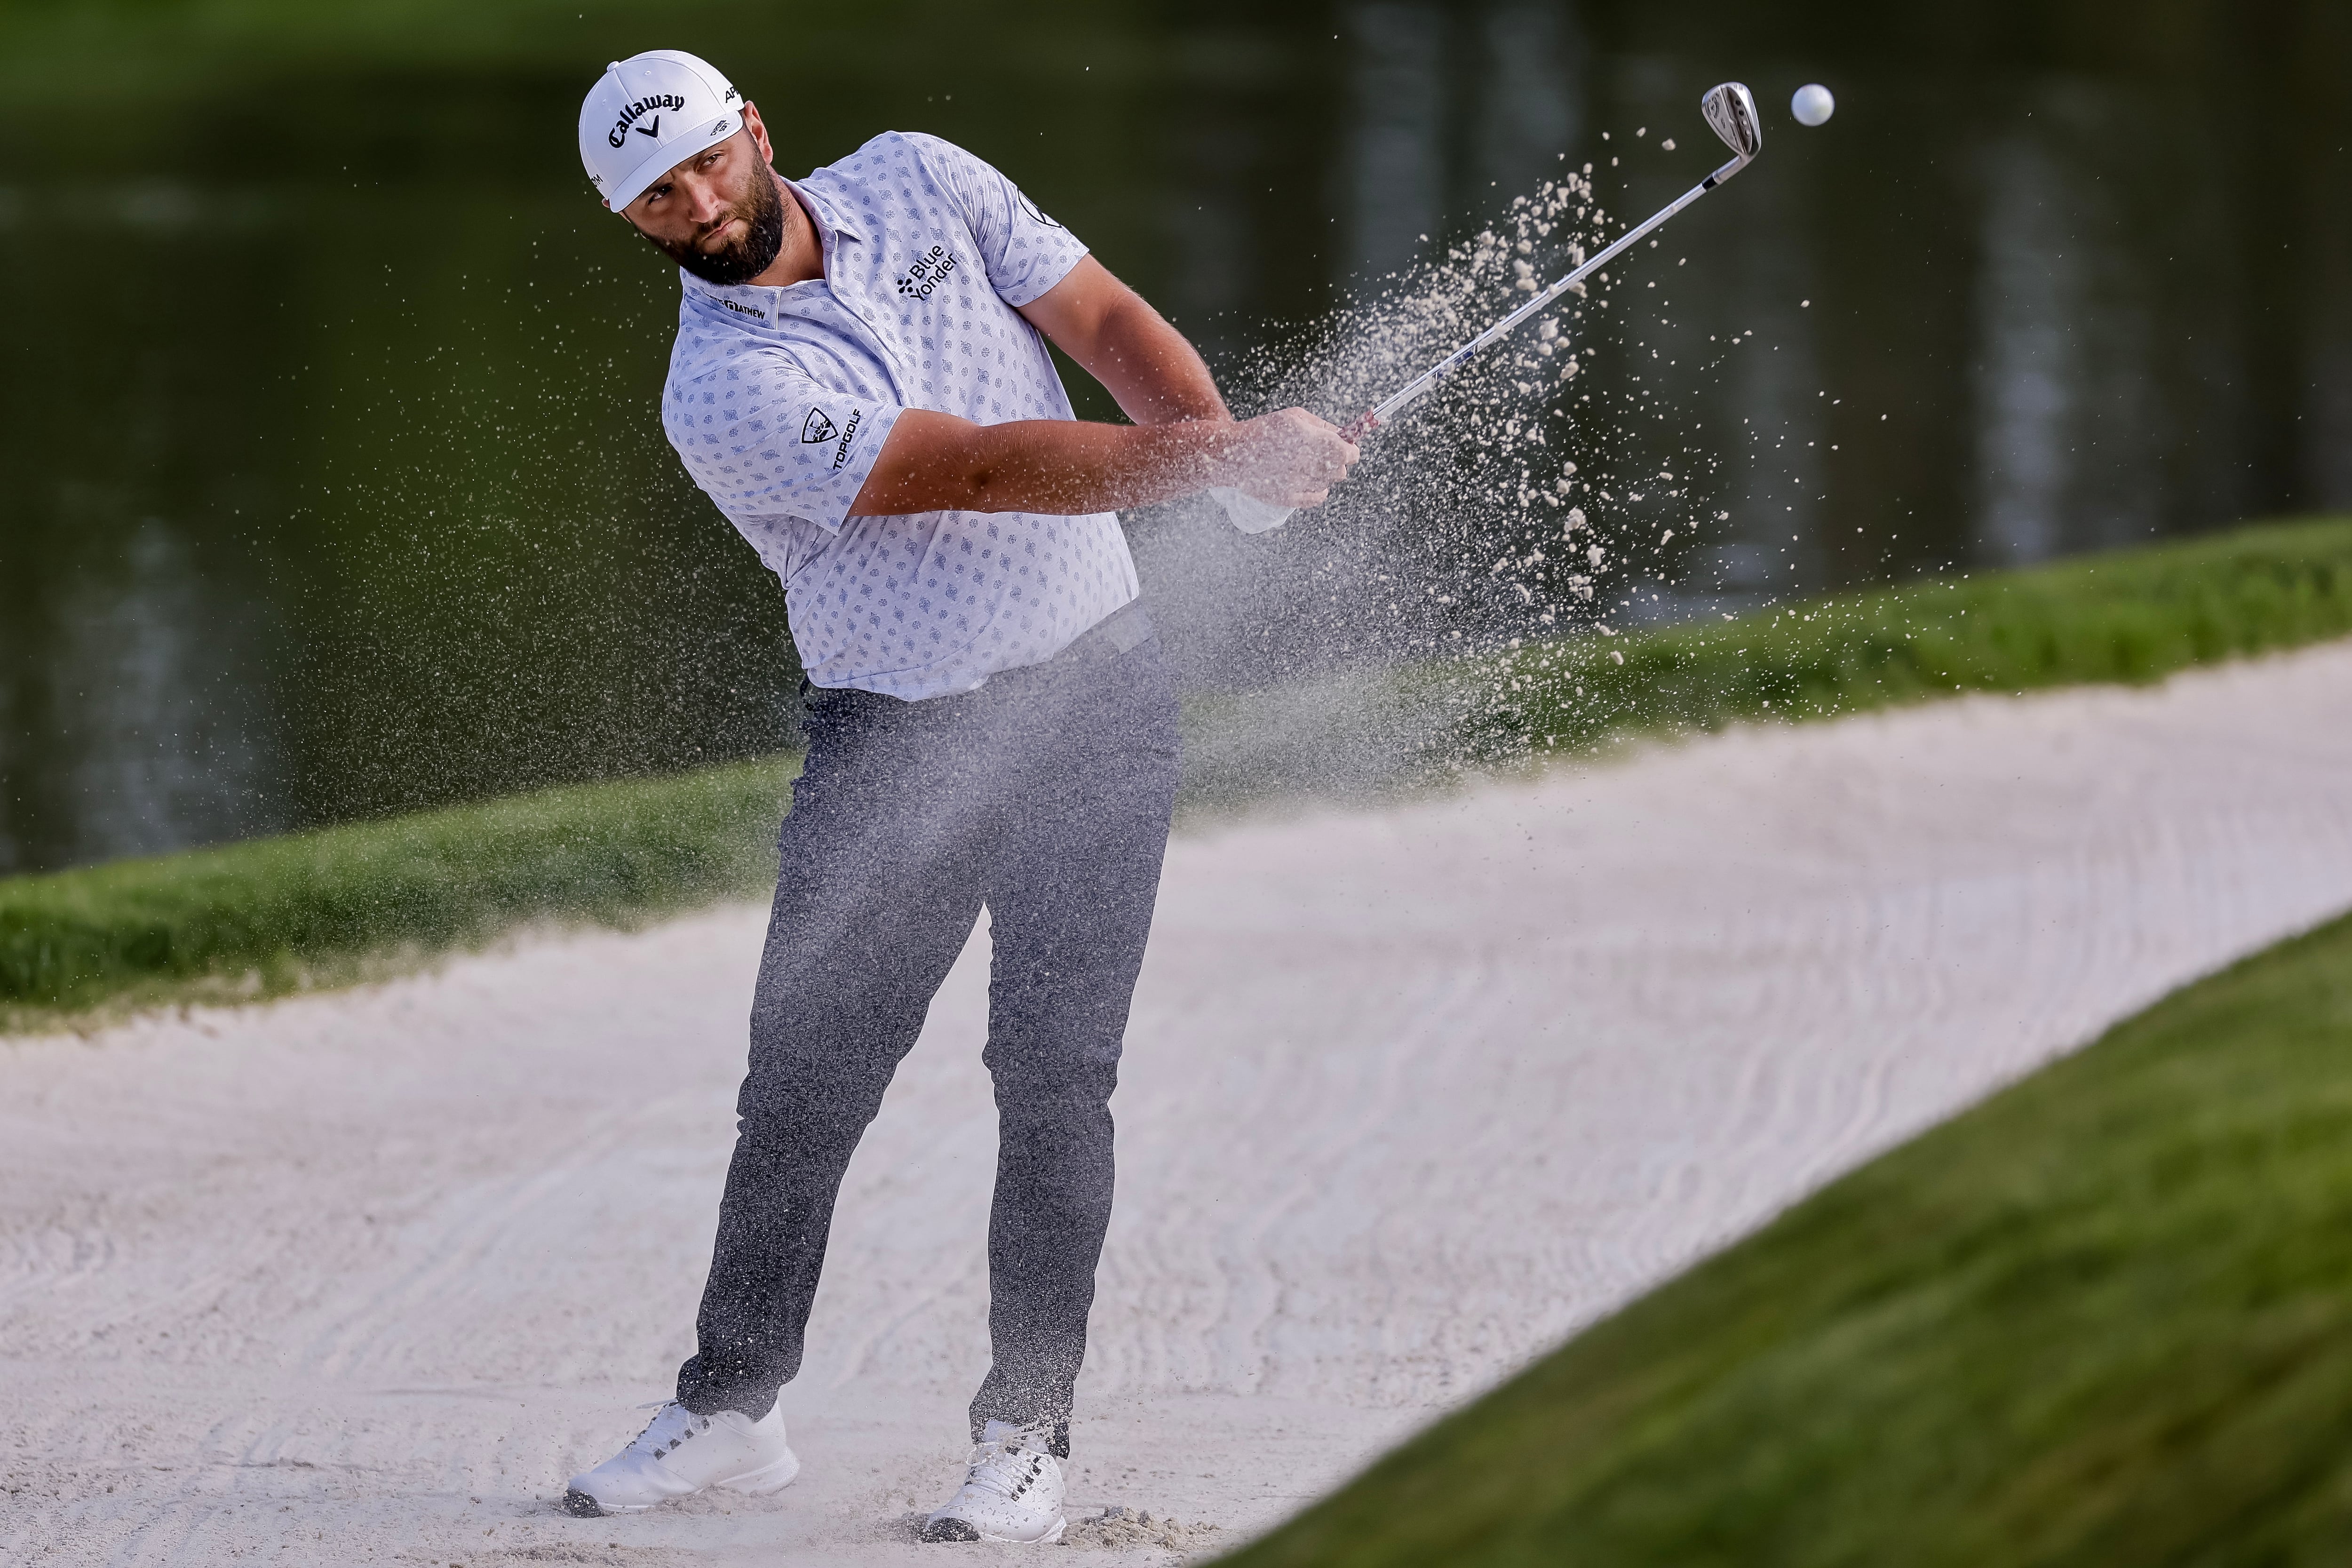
[1142,418,1243,496]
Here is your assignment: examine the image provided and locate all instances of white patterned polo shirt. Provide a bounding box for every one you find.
[660,131,1140,699]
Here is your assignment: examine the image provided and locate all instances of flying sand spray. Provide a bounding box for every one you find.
[1212,82,1766,535]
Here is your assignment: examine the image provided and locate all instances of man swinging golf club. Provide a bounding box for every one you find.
[563,50,1357,1543]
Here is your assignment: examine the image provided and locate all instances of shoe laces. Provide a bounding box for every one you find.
[626,1401,714,1463]
[959,1427,1051,1505]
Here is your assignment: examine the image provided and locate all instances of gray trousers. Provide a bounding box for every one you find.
[675,619,1180,1453]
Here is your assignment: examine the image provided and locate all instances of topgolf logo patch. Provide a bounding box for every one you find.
[829,409,863,470]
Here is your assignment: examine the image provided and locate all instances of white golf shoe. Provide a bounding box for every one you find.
[561,1399,799,1517]
[920,1421,1067,1544]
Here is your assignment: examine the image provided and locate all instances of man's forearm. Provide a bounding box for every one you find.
[1015,255,1229,428]
[1082,294,1230,427]
[851,256,1358,518]
[849,412,1238,517]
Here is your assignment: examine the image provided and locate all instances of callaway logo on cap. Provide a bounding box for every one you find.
[578,49,745,210]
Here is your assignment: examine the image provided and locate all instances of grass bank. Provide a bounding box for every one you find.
[1178,514,2352,808]
[1215,907,2352,1567]
[8,517,2352,1028]
[1446,513,2352,764]
[0,757,792,1028]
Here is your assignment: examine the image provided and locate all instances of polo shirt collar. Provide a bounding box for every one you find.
[787,175,864,245]
[678,175,865,323]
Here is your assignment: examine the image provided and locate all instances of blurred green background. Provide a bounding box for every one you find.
[4,0,2348,874]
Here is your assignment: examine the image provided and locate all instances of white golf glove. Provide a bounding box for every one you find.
[1208,486,1293,535]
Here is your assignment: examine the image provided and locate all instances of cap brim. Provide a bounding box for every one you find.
[607,112,742,211]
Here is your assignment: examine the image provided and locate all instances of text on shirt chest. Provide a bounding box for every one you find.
[895,244,961,301]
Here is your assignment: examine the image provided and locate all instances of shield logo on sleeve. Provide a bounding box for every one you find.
[802,408,837,444]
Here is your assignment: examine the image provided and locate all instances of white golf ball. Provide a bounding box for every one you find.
[1792,83,1835,127]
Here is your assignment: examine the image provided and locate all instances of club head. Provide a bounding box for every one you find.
[1701,82,1763,161]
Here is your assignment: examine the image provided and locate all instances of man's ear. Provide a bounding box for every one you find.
[741,102,775,166]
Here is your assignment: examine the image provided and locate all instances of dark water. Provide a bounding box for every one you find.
[5,0,2349,873]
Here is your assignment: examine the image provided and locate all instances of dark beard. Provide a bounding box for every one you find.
[652,169,787,286]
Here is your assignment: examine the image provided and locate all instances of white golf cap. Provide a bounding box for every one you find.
[579,49,746,211]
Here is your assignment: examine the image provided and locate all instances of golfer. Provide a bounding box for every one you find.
[562,50,1356,1543]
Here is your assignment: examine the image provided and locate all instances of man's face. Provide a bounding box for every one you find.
[623,125,785,286]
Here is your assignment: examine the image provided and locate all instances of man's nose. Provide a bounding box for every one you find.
[683,178,731,230]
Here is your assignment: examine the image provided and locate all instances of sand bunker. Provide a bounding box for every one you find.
[7,640,2352,1566]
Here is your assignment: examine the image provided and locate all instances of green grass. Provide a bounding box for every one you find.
[1214,908,2352,1568]
[8,517,2352,1030]
[1176,516,2352,810]
[0,756,793,1028]
[1439,514,2352,767]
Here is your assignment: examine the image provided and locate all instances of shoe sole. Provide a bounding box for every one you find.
[921,1515,1066,1545]
[560,1489,622,1518]
[560,1448,800,1518]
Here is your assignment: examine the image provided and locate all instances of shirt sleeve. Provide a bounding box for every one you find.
[901,132,1092,308]
[661,344,906,534]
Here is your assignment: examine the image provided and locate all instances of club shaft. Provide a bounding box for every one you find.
[1348,153,1750,440]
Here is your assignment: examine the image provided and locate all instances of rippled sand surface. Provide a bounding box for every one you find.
[8,641,2352,1566]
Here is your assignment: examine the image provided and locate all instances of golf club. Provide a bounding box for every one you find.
[1215,82,1762,533]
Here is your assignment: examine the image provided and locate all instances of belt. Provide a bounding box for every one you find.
[1046,601,1153,667]
[802,602,1155,703]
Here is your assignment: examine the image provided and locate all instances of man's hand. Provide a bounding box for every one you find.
[1219,408,1359,509]
[1017,261,1358,508]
